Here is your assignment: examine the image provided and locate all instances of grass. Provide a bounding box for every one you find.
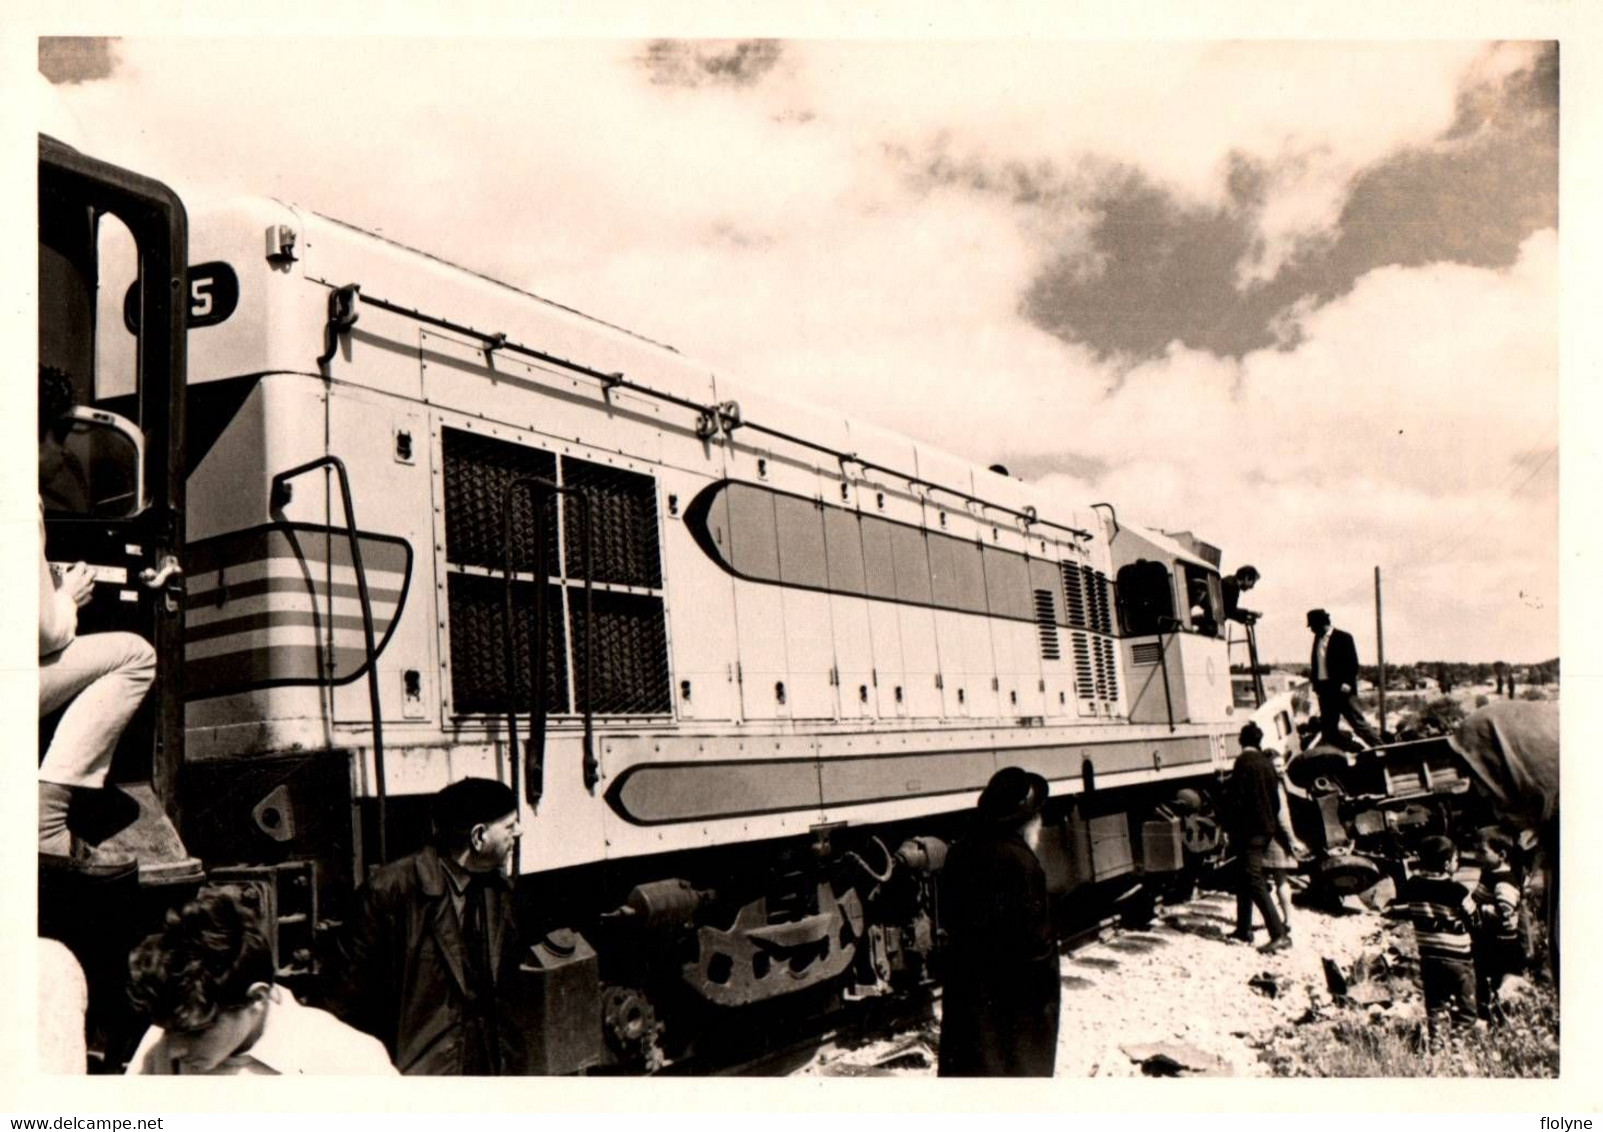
[1275,982,1559,1077]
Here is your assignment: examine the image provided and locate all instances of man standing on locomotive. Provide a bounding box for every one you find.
[337,778,525,1074]
[1306,608,1382,749]
[937,766,1060,1077]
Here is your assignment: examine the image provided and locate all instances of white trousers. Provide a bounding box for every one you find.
[38,632,156,788]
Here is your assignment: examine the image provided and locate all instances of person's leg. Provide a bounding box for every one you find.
[1314,687,1342,745]
[1337,692,1382,747]
[1420,960,1448,1046]
[39,633,154,856]
[1273,873,1293,935]
[1231,853,1255,940]
[1444,957,1479,1024]
[39,632,155,788]
[1245,840,1287,946]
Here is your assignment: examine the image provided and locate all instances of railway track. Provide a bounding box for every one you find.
[654,903,1148,1077]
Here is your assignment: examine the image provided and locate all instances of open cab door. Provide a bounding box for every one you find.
[39,135,193,879]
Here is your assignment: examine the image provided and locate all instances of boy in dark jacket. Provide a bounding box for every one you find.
[1389,835,1478,1033]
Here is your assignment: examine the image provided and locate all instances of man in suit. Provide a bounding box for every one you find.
[1307,608,1381,749]
[338,778,525,1074]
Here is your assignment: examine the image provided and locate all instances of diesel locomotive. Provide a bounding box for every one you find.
[39,133,1265,1071]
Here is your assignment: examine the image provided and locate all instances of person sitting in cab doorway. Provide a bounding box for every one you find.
[125,890,396,1075]
[1225,722,1293,954]
[338,778,524,1075]
[37,365,154,873]
[1306,608,1381,749]
[938,766,1060,1077]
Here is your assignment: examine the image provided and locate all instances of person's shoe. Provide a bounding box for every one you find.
[1227,930,1255,944]
[1258,934,1293,955]
[40,837,138,879]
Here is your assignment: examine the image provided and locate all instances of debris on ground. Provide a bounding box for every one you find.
[796,884,1429,1078]
[1120,1041,1233,1077]
[1248,972,1284,998]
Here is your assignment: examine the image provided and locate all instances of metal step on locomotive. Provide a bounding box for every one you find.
[41,129,1347,1073]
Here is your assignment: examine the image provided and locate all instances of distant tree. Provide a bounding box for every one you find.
[1402,695,1467,736]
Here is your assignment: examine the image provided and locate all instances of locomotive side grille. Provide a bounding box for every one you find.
[1060,563,1087,629]
[1033,588,1061,660]
[446,573,570,715]
[440,427,672,719]
[1099,636,1120,702]
[1072,630,1095,698]
[1131,641,1164,666]
[561,456,663,588]
[1085,567,1114,635]
[568,590,672,714]
[442,427,559,574]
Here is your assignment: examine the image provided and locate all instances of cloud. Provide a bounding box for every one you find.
[639,39,786,89]
[38,36,120,84]
[42,37,1557,661]
[1079,230,1559,664]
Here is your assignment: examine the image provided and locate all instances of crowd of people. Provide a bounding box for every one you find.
[39,777,527,1076]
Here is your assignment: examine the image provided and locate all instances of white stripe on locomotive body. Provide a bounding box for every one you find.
[132,195,1240,877]
[184,621,403,662]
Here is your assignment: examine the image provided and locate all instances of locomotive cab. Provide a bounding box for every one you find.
[1108,524,1234,731]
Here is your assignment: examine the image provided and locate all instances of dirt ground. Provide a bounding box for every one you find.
[796,881,1415,1078]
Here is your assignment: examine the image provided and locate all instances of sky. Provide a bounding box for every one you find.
[35,34,1561,665]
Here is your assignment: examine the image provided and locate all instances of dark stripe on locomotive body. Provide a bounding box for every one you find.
[683,477,1109,629]
[606,733,1216,825]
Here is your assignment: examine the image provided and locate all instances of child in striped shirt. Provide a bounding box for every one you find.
[1389,835,1479,1030]
[1472,831,1525,1014]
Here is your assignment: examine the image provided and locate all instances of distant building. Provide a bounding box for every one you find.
[1231,671,1307,709]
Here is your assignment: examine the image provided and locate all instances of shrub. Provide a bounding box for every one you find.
[1277,982,1559,1077]
[1397,695,1467,737]
[1476,694,1490,708]
[1520,689,1547,702]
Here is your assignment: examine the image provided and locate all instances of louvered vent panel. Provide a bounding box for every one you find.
[1131,641,1164,666]
[443,428,559,574]
[1100,636,1120,702]
[560,456,663,588]
[1061,563,1087,629]
[447,573,569,715]
[1084,567,1114,635]
[1034,589,1061,660]
[1072,630,1095,698]
[568,590,672,715]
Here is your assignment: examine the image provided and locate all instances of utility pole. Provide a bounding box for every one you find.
[1375,566,1386,740]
